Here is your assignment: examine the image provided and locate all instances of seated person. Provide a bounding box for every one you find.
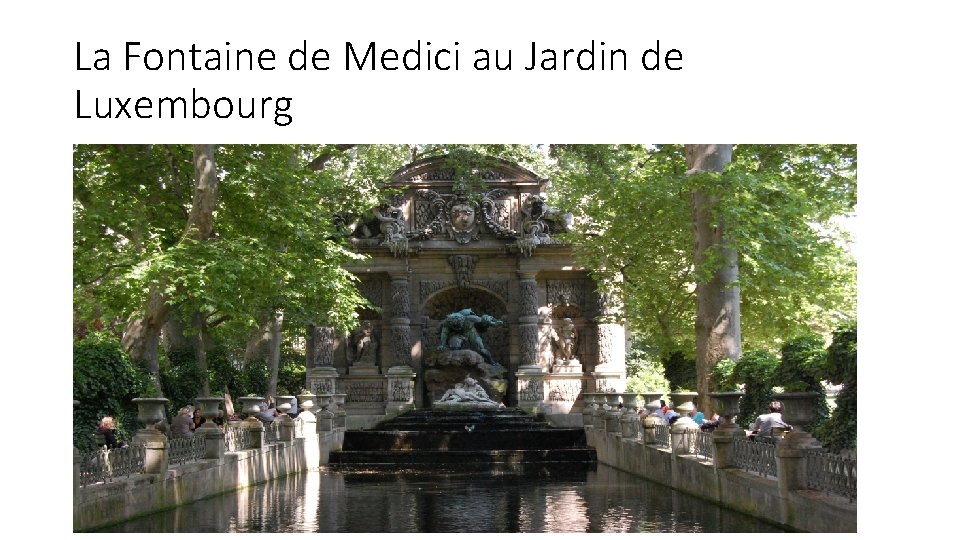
[170,407,195,438]
[96,416,127,449]
[749,401,792,440]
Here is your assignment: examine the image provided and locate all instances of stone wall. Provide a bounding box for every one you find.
[585,430,856,533]
[74,439,316,531]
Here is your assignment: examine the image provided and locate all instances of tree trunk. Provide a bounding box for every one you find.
[687,144,740,417]
[192,311,211,397]
[266,314,282,401]
[121,145,219,385]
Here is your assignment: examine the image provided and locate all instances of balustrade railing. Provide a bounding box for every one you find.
[168,434,206,465]
[733,436,777,478]
[685,430,714,460]
[805,448,857,501]
[653,424,670,447]
[224,425,251,452]
[264,421,280,443]
[78,444,146,487]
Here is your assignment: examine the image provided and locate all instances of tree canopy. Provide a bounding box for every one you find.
[548,144,856,362]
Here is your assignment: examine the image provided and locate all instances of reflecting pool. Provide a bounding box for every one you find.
[98,463,786,533]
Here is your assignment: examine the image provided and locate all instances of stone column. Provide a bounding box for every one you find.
[307,326,340,395]
[388,273,413,368]
[516,364,547,414]
[386,365,417,416]
[517,272,540,367]
[593,280,626,393]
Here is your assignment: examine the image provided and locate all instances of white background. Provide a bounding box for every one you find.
[2,0,957,536]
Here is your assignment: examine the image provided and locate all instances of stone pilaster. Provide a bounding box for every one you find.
[388,273,413,368]
[593,279,626,393]
[711,426,745,469]
[516,364,547,414]
[386,365,417,415]
[517,272,540,367]
[133,428,169,476]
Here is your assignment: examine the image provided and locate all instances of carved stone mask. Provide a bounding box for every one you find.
[450,203,475,231]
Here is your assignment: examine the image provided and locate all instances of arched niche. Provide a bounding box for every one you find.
[422,286,507,320]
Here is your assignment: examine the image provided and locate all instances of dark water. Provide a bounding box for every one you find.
[97,464,785,533]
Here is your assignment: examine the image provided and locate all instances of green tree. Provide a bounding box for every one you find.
[550,144,856,411]
[815,321,857,451]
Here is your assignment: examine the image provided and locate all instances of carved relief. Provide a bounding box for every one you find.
[411,188,518,244]
[311,378,335,395]
[348,321,378,366]
[314,326,335,366]
[448,255,477,288]
[343,380,385,403]
[357,278,384,308]
[548,380,582,402]
[391,379,412,401]
[422,286,508,319]
[596,324,624,365]
[391,326,413,366]
[546,280,587,309]
[391,279,410,319]
[520,325,539,365]
[519,279,539,317]
[518,378,544,402]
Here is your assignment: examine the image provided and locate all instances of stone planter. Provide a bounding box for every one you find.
[602,392,621,409]
[316,393,333,411]
[669,392,698,415]
[276,395,297,416]
[708,391,744,426]
[620,393,639,411]
[195,396,224,422]
[132,397,169,430]
[773,391,820,431]
[237,396,265,417]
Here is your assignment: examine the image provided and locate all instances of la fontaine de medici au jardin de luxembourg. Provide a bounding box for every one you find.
[303,155,626,427]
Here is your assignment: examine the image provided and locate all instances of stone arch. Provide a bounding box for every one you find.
[421,286,509,366]
[422,286,507,320]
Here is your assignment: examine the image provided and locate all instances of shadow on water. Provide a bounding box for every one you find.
[96,463,787,533]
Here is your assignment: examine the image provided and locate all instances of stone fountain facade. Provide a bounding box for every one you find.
[303,156,626,426]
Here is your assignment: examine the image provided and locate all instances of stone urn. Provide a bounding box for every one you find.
[132,397,169,430]
[669,392,698,415]
[773,391,820,432]
[641,392,664,414]
[237,396,265,418]
[316,393,334,411]
[602,392,621,409]
[297,391,317,413]
[195,396,224,422]
[333,393,347,409]
[708,391,744,426]
[621,393,639,411]
[276,395,297,416]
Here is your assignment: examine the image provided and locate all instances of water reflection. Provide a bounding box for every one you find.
[97,464,785,533]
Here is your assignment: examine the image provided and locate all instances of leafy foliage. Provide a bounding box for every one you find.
[711,357,740,391]
[815,321,857,451]
[549,144,857,360]
[776,335,830,430]
[277,348,307,396]
[661,350,697,391]
[624,343,670,393]
[731,350,780,429]
[73,335,147,451]
[158,349,205,411]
